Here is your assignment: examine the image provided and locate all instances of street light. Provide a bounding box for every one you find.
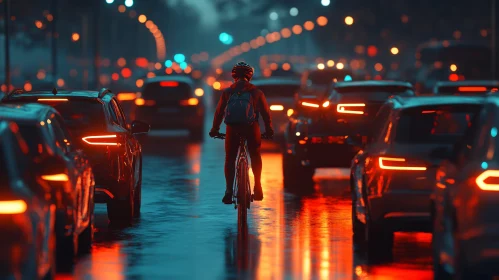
[124,0,133,7]
[105,0,114,3]
[321,0,330,6]
[269,12,278,21]
[290,7,298,16]
[345,16,354,25]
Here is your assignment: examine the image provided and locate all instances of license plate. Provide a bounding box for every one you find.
[158,108,181,114]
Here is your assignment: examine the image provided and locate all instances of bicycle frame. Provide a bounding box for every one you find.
[234,136,251,207]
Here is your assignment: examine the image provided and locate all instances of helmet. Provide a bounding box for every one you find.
[231,62,254,81]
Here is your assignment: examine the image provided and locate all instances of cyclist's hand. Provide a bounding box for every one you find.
[209,129,219,138]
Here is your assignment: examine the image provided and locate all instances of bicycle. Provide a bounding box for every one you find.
[213,132,271,230]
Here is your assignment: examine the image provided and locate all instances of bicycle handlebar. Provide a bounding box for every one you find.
[211,133,273,140]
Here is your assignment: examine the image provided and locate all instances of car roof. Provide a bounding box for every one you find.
[251,77,301,86]
[391,95,486,109]
[334,80,413,89]
[0,103,54,122]
[144,75,194,86]
[435,80,499,88]
[10,90,100,98]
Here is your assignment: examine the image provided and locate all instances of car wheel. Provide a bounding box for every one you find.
[107,182,134,225]
[56,233,76,272]
[365,217,393,262]
[77,213,93,255]
[351,179,365,246]
[133,160,142,217]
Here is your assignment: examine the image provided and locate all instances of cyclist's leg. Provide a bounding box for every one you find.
[247,122,263,200]
[224,125,239,203]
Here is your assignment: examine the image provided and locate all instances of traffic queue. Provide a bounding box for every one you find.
[0,88,149,279]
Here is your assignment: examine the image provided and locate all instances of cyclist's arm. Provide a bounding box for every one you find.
[212,90,229,131]
[256,90,273,132]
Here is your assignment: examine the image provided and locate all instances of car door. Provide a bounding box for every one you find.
[110,98,138,186]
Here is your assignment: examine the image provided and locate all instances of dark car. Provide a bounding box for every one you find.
[349,95,484,261]
[283,81,414,187]
[251,77,301,138]
[0,120,56,279]
[0,103,95,268]
[135,75,205,140]
[300,68,354,96]
[431,96,499,279]
[433,80,499,95]
[2,88,150,224]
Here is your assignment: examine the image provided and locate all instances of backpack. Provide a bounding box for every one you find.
[224,90,257,125]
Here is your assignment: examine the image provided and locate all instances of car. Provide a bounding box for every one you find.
[300,67,354,96]
[251,77,301,138]
[349,95,485,261]
[431,96,499,279]
[135,75,205,140]
[283,81,414,187]
[0,120,56,279]
[1,88,150,224]
[433,80,499,95]
[0,102,95,269]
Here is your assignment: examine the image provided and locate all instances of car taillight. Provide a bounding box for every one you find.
[458,86,487,92]
[301,102,320,108]
[0,200,27,214]
[378,157,427,171]
[41,174,69,182]
[270,105,284,111]
[337,103,365,115]
[82,134,118,146]
[160,81,179,87]
[180,98,199,106]
[135,98,156,106]
[322,101,330,108]
[476,170,499,191]
[117,92,137,101]
[38,98,68,102]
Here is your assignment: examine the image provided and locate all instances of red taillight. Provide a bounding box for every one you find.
[301,102,320,108]
[378,157,427,171]
[337,103,365,115]
[41,173,69,182]
[476,170,499,191]
[160,81,179,87]
[38,98,68,102]
[458,86,487,92]
[135,98,156,106]
[0,200,27,214]
[180,98,199,106]
[81,135,118,146]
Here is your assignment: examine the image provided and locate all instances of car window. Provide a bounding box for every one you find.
[17,123,45,157]
[50,116,71,154]
[394,104,482,144]
[114,100,129,126]
[369,105,392,143]
[110,99,126,127]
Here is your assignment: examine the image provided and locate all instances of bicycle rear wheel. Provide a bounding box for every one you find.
[237,159,249,230]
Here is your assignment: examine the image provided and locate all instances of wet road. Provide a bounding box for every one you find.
[57,131,433,280]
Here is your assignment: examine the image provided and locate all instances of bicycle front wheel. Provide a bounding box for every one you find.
[237,159,249,230]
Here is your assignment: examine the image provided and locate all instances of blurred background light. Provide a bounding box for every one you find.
[124,0,133,7]
[164,60,173,67]
[105,0,114,3]
[174,54,185,63]
[269,12,278,21]
[321,0,331,6]
[345,16,354,25]
[289,7,298,16]
[390,47,399,55]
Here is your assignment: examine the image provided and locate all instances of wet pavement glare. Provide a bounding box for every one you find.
[57,131,433,280]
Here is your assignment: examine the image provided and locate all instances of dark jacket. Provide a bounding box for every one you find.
[212,80,273,132]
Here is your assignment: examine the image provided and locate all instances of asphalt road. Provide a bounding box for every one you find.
[55,128,433,280]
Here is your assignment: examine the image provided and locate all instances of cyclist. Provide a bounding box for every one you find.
[209,62,274,204]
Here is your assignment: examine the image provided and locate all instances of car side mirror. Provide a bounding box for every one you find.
[131,120,150,134]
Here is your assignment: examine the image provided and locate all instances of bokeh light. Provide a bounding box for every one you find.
[327,60,335,67]
[138,15,147,23]
[290,7,299,16]
[317,63,325,70]
[304,21,315,31]
[71,32,80,42]
[374,63,384,72]
[317,16,328,26]
[345,16,354,25]
[336,62,345,69]
[450,64,458,72]
[390,47,399,55]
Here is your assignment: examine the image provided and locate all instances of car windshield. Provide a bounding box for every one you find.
[17,124,44,156]
[50,100,106,132]
[395,104,482,144]
[336,86,414,98]
[257,84,300,98]
[142,81,192,100]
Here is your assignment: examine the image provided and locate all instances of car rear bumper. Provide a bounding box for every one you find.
[369,191,432,232]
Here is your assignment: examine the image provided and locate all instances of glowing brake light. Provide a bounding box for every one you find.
[322,101,330,108]
[180,98,199,106]
[270,105,284,111]
[135,98,156,106]
[0,200,27,214]
[117,92,137,101]
[82,135,118,146]
[337,103,365,115]
[378,157,427,171]
[301,102,320,108]
[160,81,179,87]
[41,173,69,182]
[458,86,487,92]
[476,170,499,191]
[38,98,68,102]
